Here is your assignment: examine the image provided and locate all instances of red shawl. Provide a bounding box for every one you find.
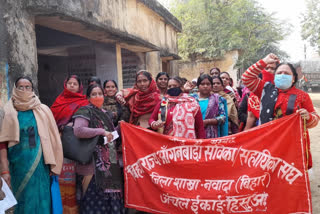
[274,86,315,117]
[124,79,160,124]
[51,79,89,127]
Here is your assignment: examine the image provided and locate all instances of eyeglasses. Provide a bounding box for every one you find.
[17,86,32,91]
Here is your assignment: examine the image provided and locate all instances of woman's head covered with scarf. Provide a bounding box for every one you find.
[12,76,39,111]
[51,74,89,128]
[0,76,64,174]
[65,75,83,93]
[135,70,153,92]
[124,70,160,123]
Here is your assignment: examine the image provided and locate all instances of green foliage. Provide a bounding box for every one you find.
[301,0,320,54]
[171,0,288,69]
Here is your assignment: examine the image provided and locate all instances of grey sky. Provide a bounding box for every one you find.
[255,0,316,62]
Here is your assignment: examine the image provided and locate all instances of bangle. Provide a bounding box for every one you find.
[1,171,9,175]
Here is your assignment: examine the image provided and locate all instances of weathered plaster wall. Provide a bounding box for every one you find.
[0,2,9,104]
[178,51,239,84]
[26,0,180,55]
[0,63,8,105]
[146,51,162,78]
[1,0,38,96]
[0,0,180,98]
[169,60,180,77]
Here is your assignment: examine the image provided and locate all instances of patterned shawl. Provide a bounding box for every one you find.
[219,91,239,126]
[165,93,200,139]
[204,94,220,138]
[192,93,224,138]
[102,96,130,126]
[73,105,122,192]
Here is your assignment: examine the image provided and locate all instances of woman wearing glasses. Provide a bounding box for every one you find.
[0,76,63,213]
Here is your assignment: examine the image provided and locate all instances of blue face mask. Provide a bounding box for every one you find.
[274,74,293,90]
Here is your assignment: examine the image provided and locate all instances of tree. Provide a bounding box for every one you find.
[170,0,288,70]
[301,0,320,54]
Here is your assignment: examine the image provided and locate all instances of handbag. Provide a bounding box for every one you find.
[61,126,102,164]
[51,175,63,214]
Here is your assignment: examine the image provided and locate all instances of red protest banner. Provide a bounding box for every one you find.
[121,113,312,214]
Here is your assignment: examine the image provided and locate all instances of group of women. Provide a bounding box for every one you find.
[0,53,319,214]
[50,76,127,214]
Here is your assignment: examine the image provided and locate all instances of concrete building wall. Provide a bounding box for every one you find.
[95,43,118,84]
[146,51,162,78]
[26,0,180,55]
[0,0,181,100]
[177,51,240,84]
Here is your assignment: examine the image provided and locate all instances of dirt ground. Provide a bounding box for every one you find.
[308,93,320,213]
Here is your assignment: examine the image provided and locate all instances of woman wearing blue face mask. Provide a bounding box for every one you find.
[242,53,319,127]
[242,54,320,169]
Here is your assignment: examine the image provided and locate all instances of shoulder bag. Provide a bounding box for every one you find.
[61,126,102,164]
